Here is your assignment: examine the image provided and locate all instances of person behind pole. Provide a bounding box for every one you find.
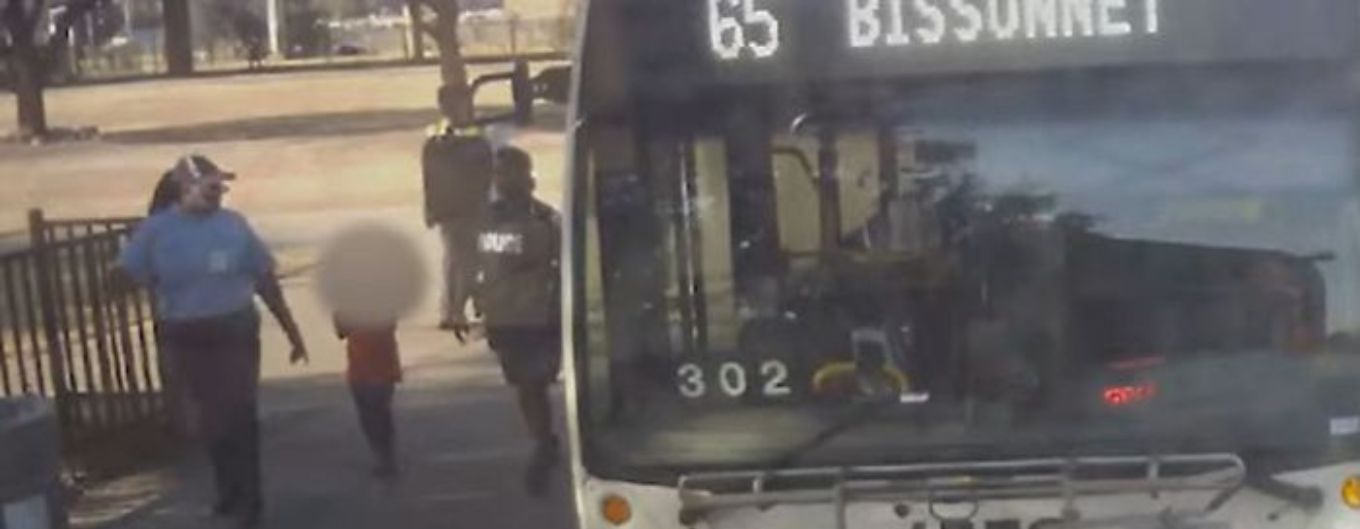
[424,84,495,330]
[116,154,309,528]
[450,145,562,495]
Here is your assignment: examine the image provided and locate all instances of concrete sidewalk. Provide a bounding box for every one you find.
[69,211,578,529]
[74,349,577,529]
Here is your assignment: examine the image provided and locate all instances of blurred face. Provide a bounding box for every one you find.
[179,176,229,212]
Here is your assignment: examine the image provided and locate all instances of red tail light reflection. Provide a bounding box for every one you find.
[1103,382,1157,407]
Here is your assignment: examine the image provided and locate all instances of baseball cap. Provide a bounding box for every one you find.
[170,154,236,182]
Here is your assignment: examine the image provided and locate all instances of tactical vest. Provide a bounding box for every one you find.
[474,198,561,327]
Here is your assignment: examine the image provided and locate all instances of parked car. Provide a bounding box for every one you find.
[334,43,367,56]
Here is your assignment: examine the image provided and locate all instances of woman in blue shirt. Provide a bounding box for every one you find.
[118,155,308,528]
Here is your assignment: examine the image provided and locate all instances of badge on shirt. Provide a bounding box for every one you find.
[208,250,231,273]
[479,231,524,255]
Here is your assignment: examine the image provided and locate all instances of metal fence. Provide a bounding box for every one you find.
[456,15,574,56]
[0,210,168,472]
[55,14,574,81]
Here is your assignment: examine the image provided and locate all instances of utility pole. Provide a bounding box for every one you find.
[123,0,133,42]
[267,0,285,57]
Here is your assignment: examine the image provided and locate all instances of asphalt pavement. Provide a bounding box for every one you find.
[79,348,579,529]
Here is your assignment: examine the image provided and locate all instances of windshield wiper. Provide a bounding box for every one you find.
[762,399,898,471]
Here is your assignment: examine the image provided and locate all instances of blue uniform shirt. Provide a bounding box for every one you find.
[120,208,275,321]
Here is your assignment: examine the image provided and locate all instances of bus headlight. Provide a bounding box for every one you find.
[1341,476,1360,510]
[601,494,633,525]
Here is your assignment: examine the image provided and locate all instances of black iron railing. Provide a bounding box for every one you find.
[0,210,169,472]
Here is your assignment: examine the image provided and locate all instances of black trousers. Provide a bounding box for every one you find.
[160,309,263,515]
[209,402,262,513]
[350,383,396,462]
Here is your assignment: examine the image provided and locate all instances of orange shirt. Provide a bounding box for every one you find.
[335,317,401,384]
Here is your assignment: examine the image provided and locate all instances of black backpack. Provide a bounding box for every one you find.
[422,133,494,224]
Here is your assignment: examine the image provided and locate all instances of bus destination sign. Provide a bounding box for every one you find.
[698,0,1357,80]
[844,0,1159,49]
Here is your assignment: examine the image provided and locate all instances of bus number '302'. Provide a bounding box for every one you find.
[678,361,792,398]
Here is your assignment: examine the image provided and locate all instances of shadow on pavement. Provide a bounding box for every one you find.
[73,351,578,529]
[101,105,568,145]
[102,109,440,145]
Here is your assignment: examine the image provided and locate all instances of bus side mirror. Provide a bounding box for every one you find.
[509,64,573,123]
[476,62,572,126]
[510,61,534,125]
[470,60,537,126]
[532,65,572,104]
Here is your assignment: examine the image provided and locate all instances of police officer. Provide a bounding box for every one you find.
[450,146,562,495]
[424,85,494,329]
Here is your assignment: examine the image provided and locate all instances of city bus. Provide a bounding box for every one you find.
[546,0,1360,526]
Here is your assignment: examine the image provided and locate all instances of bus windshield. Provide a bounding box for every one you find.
[572,66,1360,479]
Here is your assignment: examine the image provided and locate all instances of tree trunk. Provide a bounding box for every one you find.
[418,0,473,124]
[10,39,49,139]
[162,0,194,75]
[405,0,426,61]
[435,18,478,125]
[415,0,475,125]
